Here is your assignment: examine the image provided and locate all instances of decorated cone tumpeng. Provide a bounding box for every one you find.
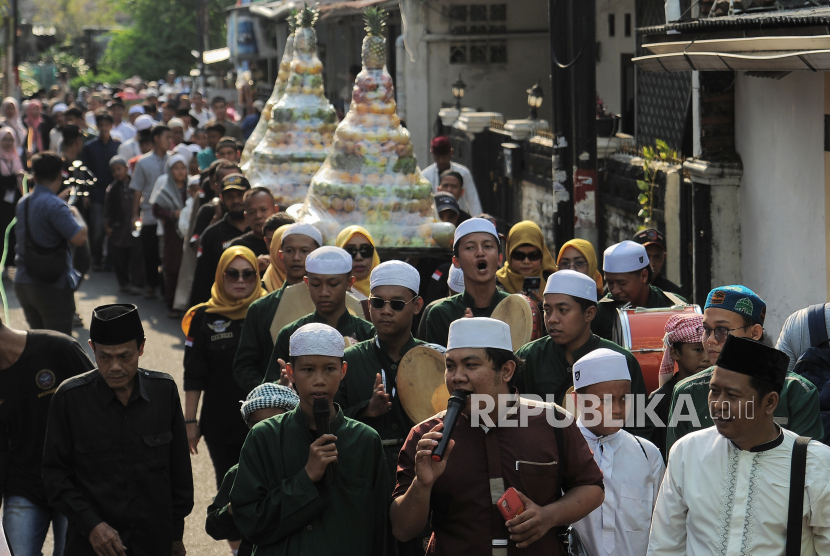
[240,11,297,168]
[297,7,454,250]
[244,6,337,209]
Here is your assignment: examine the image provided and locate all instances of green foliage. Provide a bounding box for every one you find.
[637,139,679,230]
[38,46,90,78]
[363,6,388,36]
[32,0,117,42]
[70,69,127,90]
[297,4,319,28]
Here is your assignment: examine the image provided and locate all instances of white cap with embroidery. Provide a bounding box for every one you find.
[289,323,345,357]
[544,270,597,302]
[447,317,512,351]
[603,240,650,273]
[305,246,352,275]
[370,260,420,293]
[572,348,630,390]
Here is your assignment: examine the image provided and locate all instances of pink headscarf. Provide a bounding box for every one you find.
[0,127,23,176]
[659,313,704,385]
[24,100,43,153]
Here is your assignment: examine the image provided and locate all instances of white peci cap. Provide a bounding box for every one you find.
[544,270,597,302]
[134,114,155,131]
[573,348,630,390]
[167,117,185,130]
[603,240,650,274]
[453,218,499,248]
[172,143,192,163]
[448,265,465,294]
[128,104,145,116]
[281,223,323,247]
[370,260,420,294]
[305,246,352,275]
[447,317,512,351]
[289,323,345,357]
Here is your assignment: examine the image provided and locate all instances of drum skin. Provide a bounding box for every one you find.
[613,305,702,393]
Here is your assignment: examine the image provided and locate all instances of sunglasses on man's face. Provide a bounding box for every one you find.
[368,296,418,311]
[224,268,258,282]
[511,250,542,262]
[344,244,375,260]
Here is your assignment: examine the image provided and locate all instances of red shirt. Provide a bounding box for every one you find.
[393,402,603,555]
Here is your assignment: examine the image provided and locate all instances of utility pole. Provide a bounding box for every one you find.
[196,0,206,92]
[9,0,17,99]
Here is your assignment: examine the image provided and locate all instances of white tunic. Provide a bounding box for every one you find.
[421,161,482,216]
[574,421,665,556]
[647,426,830,556]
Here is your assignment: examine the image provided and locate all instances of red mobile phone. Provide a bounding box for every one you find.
[497,487,525,521]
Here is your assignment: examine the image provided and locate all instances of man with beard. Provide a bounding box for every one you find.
[187,174,251,306]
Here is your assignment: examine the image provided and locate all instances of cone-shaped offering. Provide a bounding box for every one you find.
[244,6,337,208]
[298,7,454,249]
[240,13,297,167]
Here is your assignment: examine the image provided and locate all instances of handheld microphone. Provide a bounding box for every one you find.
[432,390,470,462]
[313,398,334,485]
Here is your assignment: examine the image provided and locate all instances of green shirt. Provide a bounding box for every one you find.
[591,285,686,341]
[665,366,824,454]
[336,335,425,490]
[229,405,390,555]
[205,464,248,550]
[416,289,510,347]
[233,282,289,395]
[262,310,375,383]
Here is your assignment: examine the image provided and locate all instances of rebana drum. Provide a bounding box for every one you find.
[612,305,702,393]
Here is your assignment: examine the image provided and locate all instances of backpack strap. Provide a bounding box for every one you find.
[807,304,828,348]
[786,436,810,556]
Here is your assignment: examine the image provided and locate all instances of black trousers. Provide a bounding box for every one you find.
[140,224,160,289]
[14,282,75,334]
[111,243,144,289]
[205,439,245,490]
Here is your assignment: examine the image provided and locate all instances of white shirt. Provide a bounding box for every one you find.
[647,426,830,556]
[178,196,194,238]
[421,161,482,216]
[117,140,142,167]
[113,121,136,141]
[190,108,214,129]
[574,420,664,556]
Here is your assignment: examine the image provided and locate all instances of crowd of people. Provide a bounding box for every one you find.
[2,76,830,556]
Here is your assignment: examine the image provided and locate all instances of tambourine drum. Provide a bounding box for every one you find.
[397,346,449,424]
[270,282,317,342]
[491,294,542,351]
[612,304,702,393]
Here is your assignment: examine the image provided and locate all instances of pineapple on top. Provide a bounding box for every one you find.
[244,5,337,208]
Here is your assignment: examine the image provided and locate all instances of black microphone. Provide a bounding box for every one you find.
[313,398,334,485]
[432,390,470,462]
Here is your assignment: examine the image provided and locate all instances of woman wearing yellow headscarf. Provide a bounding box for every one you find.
[335,225,381,300]
[496,221,558,299]
[262,224,292,293]
[181,246,265,500]
[557,239,605,299]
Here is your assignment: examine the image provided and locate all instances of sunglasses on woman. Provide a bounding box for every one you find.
[368,296,418,311]
[511,250,542,262]
[343,244,375,259]
[224,268,258,282]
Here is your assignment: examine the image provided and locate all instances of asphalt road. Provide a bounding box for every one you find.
[1,270,231,555]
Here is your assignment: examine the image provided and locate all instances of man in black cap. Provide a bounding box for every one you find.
[648,336,830,555]
[632,228,682,295]
[188,173,251,306]
[42,304,194,556]
[434,191,469,227]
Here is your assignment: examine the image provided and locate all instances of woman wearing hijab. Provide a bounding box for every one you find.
[0,127,22,274]
[151,154,188,317]
[557,239,604,299]
[335,225,381,300]
[23,100,45,159]
[0,98,27,159]
[496,221,558,301]
[182,246,265,495]
[262,224,291,293]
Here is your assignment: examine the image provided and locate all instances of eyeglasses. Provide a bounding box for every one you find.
[510,250,542,262]
[697,325,748,344]
[558,259,589,270]
[224,268,258,282]
[368,296,418,311]
[343,244,375,260]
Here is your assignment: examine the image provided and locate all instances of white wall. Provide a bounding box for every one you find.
[595,0,636,115]
[735,71,826,340]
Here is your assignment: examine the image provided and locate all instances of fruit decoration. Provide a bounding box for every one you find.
[240,10,298,167]
[297,7,454,250]
[244,5,337,208]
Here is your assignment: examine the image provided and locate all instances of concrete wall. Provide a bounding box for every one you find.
[595,0,636,115]
[734,71,826,340]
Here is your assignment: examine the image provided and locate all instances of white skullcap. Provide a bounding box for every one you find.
[134,114,155,131]
[370,260,420,293]
[143,88,159,98]
[166,154,187,171]
[188,175,201,186]
[544,270,597,302]
[168,117,185,130]
[447,317,512,351]
[282,223,323,247]
[289,323,345,357]
[128,104,145,115]
[448,265,465,293]
[603,240,650,273]
[52,103,68,114]
[453,217,499,248]
[305,246,352,275]
[186,143,202,154]
[573,348,630,390]
[172,143,192,163]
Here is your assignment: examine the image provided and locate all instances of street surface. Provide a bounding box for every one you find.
[1,271,231,555]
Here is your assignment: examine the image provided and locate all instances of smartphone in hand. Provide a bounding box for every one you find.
[497,487,525,521]
[522,277,541,296]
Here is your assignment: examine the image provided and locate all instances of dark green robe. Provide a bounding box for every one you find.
[262,310,375,383]
[205,464,252,556]
[229,405,390,555]
[591,285,686,341]
[233,282,289,394]
[416,289,510,347]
